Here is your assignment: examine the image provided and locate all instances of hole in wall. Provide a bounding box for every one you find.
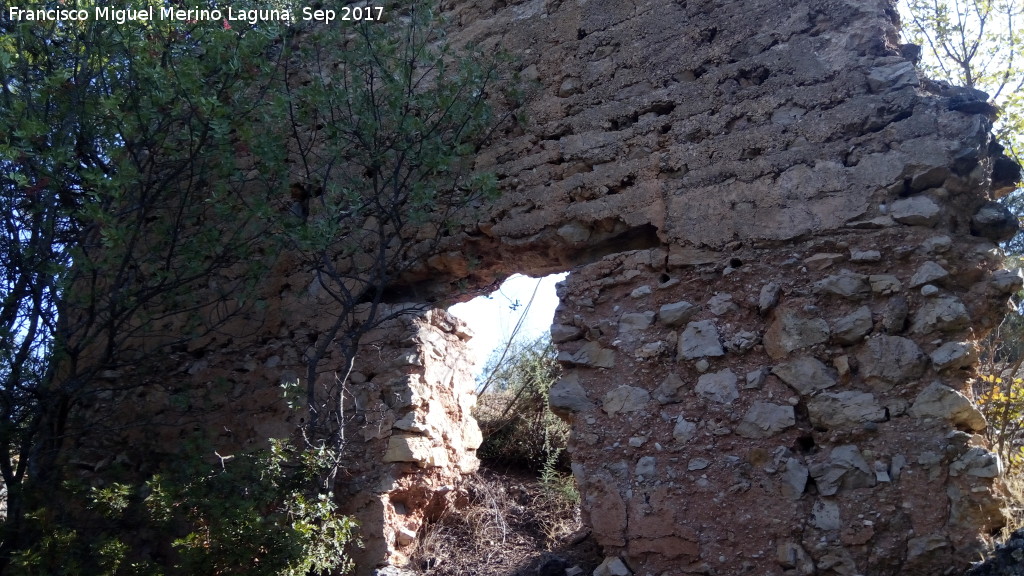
[449,272,567,381]
[795,434,816,454]
[443,273,585,555]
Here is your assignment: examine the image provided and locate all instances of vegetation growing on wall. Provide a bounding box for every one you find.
[269,3,514,487]
[0,0,512,571]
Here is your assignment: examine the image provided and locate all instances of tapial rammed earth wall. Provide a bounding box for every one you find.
[78,0,1024,574]
[436,0,1022,573]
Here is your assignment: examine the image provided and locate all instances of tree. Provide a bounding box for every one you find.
[266,2,513,487]
[0,2,285,567]
[0,0,514,571]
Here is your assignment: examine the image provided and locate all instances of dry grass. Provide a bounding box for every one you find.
[1001,472,1024,538]
[408,468,593,576]
[413,339,594,576]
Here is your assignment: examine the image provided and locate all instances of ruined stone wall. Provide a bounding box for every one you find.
[435,0,1022,574]
[551,240,1015,575]
[73,0,1024,574]
[327,307,482,570]
[71,297,481,572]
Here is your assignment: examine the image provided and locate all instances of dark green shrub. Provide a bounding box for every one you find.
[10,440,357,576]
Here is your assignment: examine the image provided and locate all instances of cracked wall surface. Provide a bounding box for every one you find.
[75,0,1024,574]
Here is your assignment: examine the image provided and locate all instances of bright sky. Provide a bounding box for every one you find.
[448,272,566,377]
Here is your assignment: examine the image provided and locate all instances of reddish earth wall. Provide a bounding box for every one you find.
[441,0,1022,574]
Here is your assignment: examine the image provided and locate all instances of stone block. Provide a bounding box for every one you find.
[777,541,815,574]
[384,435,447,468]
[814,271,870,300]
[658,301,697,327]
[909,382,987,431]
[603,385,651,415]
[677,320,724,359]
[550,372,594,415]
[849,249,881,262]
[673,418,697,443]
[551,323,584,343]
[695,369,739,404]
[867,61,919,92]
[992,269,1024,293]
[745,368,768,389]
[667,246,719,267]
[561,341,617,368]
[593,557,632,576]
[809,445,875,496]
[949,446,1001,477]
[758,282,781,314]
[909,261,950,288]
[782,457,809,499]
[812,499,841,530]
[807,391,886,429]
[804,252,846,270]
[880,295,909,333]
[736,402,795,438]
[831,306,872,344]
[907,534,949,560]
[971,201,1019,242]
[707,292,737,315]
[911,296,971,333]
[869,274,903,295]
[653,373,686,404]
[763,308,830,359]
[772,357,837,395]
[921,235,952,253]
[635,456,656,477]
[891,196,941,226]
[619,311,655,332]
[930,341,978,370]
[857,335,927,387]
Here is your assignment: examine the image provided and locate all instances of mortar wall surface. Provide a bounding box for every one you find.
[437,0,1020,574]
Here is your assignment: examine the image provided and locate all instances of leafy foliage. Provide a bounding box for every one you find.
[975,309,1024,473]
[1,0,284,564]
[9,440,356,576]
[270,3,513,466]
[0,0,512,571]
[976,374,1024,471]
[472,335,579,548]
